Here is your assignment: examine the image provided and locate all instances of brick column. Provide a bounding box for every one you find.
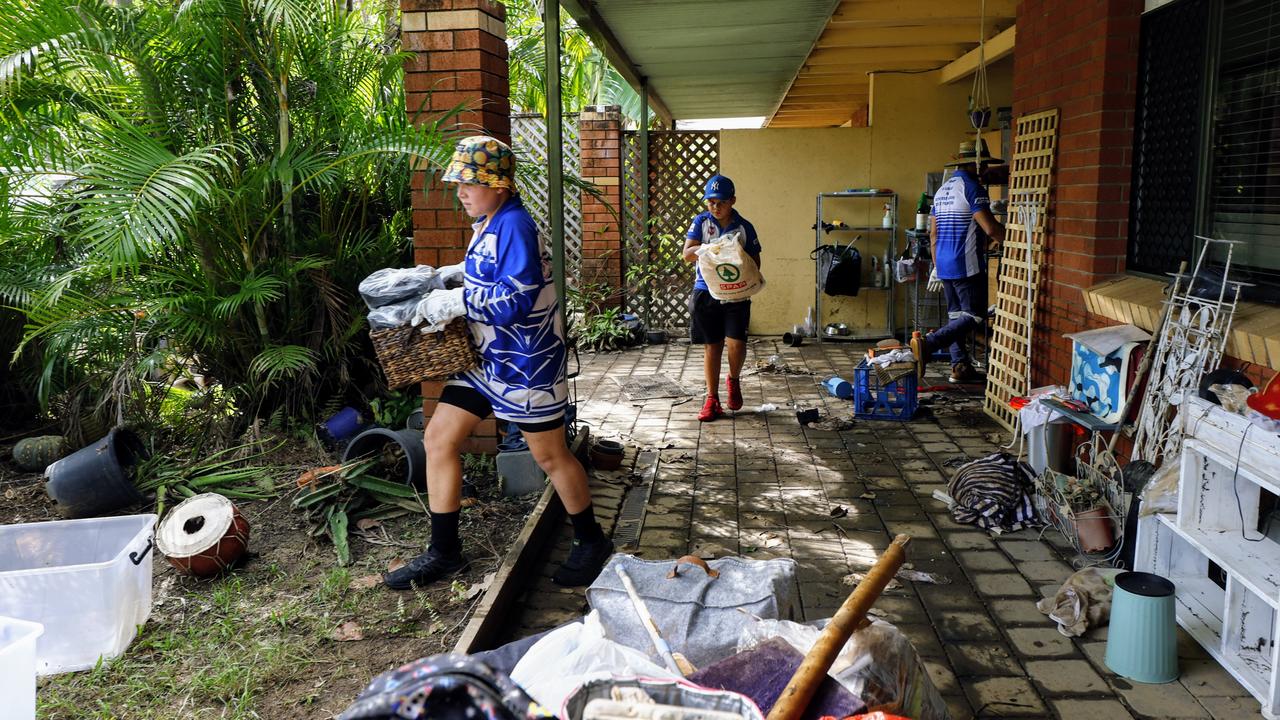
[578,106,624,302]
[402,0,510,454]
[1013,0,1142,387]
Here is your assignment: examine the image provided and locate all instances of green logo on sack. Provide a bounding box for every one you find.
[715,264,740,282]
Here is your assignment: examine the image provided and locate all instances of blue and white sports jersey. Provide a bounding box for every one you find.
[453,195,567,423]
[685,210,761,291]
[931,168,990,280]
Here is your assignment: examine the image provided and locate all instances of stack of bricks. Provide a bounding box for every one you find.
[402,0,511,453]
[578,106,624,300]
[1012,0,1143,387]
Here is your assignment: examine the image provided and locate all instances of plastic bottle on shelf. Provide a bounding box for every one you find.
[872,256,883,288]
[883,248,891,287]
[881,203,893,228]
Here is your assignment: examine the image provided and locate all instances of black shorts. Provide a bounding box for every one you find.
[439,384,565,433]
[689,289,751,345]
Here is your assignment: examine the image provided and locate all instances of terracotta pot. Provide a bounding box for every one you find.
[1073,506,1114,553]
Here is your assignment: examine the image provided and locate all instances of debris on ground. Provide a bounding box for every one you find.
[752,354,814,375]
[808,415,856,432]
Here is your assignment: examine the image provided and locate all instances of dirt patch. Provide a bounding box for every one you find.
[1,440,535,719]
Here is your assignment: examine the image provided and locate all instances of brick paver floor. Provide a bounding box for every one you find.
[506,339,1258,720]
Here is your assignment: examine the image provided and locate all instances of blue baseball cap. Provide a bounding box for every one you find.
[703,174,735,200]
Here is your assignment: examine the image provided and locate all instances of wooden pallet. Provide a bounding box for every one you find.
[983,109,1060,432]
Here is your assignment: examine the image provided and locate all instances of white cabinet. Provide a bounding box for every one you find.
[1136,395,1280,718]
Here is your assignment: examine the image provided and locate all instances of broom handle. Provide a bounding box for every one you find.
[1106,260,1187,455]
[766,534,912,720]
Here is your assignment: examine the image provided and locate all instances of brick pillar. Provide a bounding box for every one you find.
[402,0,510,454]
[578,106,624,301]
[1013,0,1142,387]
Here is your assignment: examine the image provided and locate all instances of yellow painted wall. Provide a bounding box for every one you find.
[722,59,1013,335]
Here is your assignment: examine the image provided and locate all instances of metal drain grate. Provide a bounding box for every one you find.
[612,450,657,548]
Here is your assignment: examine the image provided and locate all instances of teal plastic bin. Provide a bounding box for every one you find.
[1105,572,1178,684]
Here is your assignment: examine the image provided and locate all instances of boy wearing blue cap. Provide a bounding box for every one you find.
[682,174,762,422]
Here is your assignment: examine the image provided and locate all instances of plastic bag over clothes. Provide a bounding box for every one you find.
[359,266,442,309]
[697,229,765,302]
[1037,567,1122,637]
[585,554,799,669]
[509,610,678,712]
[736,618,949,720]
[1138,463,1179,517]
[366,296,422,329]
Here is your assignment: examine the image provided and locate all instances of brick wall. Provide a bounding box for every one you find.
[402,0,510,453]
[1013,0,1143,387]
[578,106,624,299]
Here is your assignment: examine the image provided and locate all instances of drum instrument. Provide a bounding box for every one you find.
[156,493,250,577]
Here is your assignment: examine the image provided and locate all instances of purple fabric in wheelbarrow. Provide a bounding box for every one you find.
[687,637,866,719]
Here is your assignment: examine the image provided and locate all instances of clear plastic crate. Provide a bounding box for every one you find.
[0,616,42,718]
[0,514,156,675]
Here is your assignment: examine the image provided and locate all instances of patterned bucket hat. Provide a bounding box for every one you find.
[442,135,516,189]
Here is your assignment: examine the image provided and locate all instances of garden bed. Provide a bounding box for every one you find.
[0,439,537,719]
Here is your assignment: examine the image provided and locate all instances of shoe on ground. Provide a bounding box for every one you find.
[553,536,614,586]
[726,377,743,411]
[909,333,930,379]
[698,395,723,422]
[949,361,983,384]
[383,546,469,590]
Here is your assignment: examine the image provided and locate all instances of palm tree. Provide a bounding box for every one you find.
[503,0,646,123]
[0,0,459,439]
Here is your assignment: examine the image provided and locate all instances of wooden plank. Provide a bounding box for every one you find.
[453,483,565,654]
[829,0,1018,27]
[938,26,1017,84]
[818,25,1004,49]
[806,44,969,65]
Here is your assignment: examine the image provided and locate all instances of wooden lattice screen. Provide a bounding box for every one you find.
[621,130,719,329]
[510,113,582,286]
[984,109,1061,431]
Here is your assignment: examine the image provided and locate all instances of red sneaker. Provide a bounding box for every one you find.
[725,377,743,411]
[698,396,723,422]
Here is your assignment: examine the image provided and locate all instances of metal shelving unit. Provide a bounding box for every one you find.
[815,190,897,341]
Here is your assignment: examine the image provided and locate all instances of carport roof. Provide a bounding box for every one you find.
[561,0,1016,128]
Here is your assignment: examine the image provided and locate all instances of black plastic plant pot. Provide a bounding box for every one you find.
[45,427,147,519]
[646,330,667,345]
[342,427,427,491]
[593,439,625,455]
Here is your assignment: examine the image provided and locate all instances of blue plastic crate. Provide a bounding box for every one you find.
[853,359,918,421]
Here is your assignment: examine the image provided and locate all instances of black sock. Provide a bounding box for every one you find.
[569,505,605,543]
[429,510,462,556]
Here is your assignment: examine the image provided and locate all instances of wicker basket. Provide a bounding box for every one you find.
[370,317,477,388]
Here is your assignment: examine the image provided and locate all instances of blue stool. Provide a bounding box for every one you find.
[1105,571,1179,683]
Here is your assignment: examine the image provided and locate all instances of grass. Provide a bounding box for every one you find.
[33,493,528,719]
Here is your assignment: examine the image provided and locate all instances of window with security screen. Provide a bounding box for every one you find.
[1129,0,1280,303]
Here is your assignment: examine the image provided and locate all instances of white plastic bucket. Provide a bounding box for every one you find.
[0,616,44,718]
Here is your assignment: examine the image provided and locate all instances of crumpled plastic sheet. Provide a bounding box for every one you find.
[359,265,442,309]
[737,617,949,720]
[1036,567,1123,637]
[1138,463,1179,517]
[510,611,678,712]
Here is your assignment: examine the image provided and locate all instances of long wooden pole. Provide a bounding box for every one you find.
[766,534,912,720]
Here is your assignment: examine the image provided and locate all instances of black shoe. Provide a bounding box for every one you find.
[949,361,983,384]
[383,546,469,590]
[552,537,614,587]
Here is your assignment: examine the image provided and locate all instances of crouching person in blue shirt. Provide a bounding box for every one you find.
[384,136,613,590]
[910,139,1005,384]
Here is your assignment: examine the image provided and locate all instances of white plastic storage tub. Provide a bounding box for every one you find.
[0,514,157,675]
[0,616,43,719]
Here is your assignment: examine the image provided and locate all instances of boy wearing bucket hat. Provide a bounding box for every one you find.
[384,135,612,591]
[910,139,1005,384]
[682,174,762,422]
